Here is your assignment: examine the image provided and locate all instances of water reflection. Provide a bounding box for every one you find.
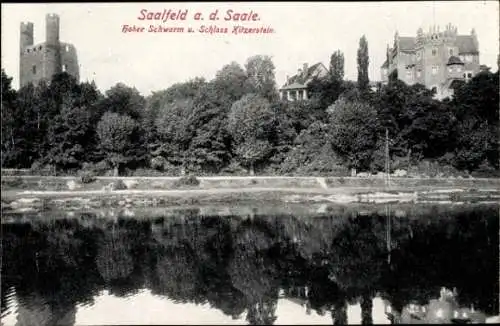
[1,204,498,325]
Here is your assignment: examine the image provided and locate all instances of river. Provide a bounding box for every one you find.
[1,203,498,325]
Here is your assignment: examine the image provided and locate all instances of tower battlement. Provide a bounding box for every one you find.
[19,13,79,88]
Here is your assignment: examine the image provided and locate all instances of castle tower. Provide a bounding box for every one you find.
[43,13,62,79]
[20,22,34,51]
[45,13,60,45]
[19,13,79,88]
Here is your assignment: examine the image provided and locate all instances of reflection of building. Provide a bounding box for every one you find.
[279,63,329,101]
[380,24,480,99]
[20,13,79,88]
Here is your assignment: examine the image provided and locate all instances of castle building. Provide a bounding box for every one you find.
[19,13,79,88]
[380,24,480,99]
[279,62,329,101]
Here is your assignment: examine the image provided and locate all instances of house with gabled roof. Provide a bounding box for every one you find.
[279,62,329,101]
[380,24,480,99]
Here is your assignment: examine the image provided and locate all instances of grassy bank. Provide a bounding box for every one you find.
[2,175,499,193]
[1,175,499,213]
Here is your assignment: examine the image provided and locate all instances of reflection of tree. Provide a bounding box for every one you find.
[328,214,387,301]
[3,221,103,326]
[229,221,280,325]
[96,226,134,283]
[331,301,347,325]
[153,245,199,302]
[246,289,279,325]
[381,207,499,315]
[360,293,373,325]
[2,205,498,325]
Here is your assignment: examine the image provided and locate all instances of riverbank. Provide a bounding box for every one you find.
[1,175,499,213]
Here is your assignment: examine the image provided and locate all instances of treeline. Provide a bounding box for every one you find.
[1,48,499,176]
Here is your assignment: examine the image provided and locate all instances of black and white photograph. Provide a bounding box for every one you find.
[1,1,499,325]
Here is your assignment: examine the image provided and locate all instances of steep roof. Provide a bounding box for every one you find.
[399,37,416,51]
[447,55,464,65]
[281,62,327,89]
[456,35,478,54]
[392,34,478,54]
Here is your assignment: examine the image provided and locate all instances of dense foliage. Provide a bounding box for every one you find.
[1,50,498,176]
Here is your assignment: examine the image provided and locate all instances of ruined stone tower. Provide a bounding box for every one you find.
[19,13,79,88]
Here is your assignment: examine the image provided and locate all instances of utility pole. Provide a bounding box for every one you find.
[385,127,390,187]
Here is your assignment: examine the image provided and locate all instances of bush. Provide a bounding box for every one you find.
[1,177,27,189]
[220,161,248,175]
[79,171,97,184]
[113,179,128,190]
[172,175,200,188]
[151,156,167,171]
[81,161,110,176]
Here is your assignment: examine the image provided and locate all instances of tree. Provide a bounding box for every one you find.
[357,35,370,92]
[99,83,146,121]
[328,97,378,170]
[244,55,279,101]
[213,61,249,102]
[96,112,138,176]
[330,50,345,81]
[227,94,275,175]
[45,105,93,170]
[185,82,233,172]
[1,70,18,167]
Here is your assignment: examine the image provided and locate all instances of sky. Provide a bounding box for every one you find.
[2,1,499,96]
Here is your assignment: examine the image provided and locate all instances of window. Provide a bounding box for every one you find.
[62,64,67,72]
[459,55,465,62]
[39,46,42,50]
[65,45,69,52]
[448,67,453,73]
[465,55,473,63]
[432,65,439,75]
[457,66,462,72]
[32,65,36,74]
[416,70,422,78]
[449,48,454,56]
[416,51,421,60]
[432,48,437,56]
[464,71,473,82]
[27,48,30,53]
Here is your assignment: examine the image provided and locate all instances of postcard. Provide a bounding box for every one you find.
[1,2,499,325]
